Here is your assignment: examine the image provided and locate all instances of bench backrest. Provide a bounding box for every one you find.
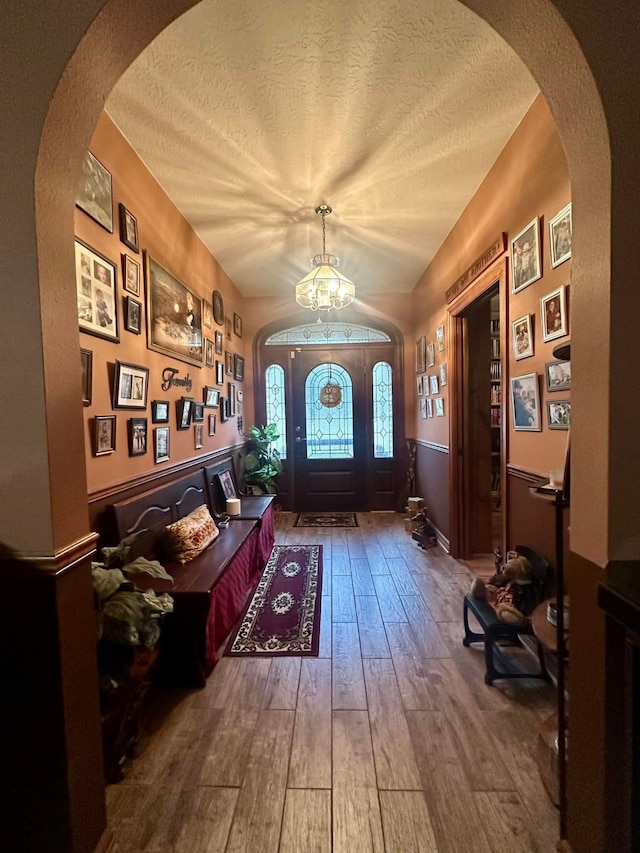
[109,469,210,545]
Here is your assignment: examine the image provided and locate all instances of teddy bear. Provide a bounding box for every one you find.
[470,550,538,625]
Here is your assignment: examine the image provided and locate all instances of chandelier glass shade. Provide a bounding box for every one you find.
[295,206,356,311]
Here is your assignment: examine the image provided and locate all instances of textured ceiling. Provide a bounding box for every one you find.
[106,0,538,298]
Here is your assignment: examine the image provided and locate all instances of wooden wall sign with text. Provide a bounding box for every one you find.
[445,234,507,303]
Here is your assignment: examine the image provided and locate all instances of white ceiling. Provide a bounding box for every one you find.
[106,0,538,299]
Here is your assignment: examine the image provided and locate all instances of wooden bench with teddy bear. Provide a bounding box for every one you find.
[462,544,552,685]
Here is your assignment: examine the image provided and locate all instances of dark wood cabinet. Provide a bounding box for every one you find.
[99,643,159,783]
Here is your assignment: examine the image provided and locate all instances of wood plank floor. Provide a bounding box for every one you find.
[100,512,559,852]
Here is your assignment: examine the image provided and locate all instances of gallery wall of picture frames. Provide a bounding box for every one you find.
[76,147,249,465]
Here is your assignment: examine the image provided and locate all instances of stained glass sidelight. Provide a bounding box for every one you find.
[372,361,393,458]
[265,364,287,459]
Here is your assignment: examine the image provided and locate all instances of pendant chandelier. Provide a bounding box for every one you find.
[295,204,356,311]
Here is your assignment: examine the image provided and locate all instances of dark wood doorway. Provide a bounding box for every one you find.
[291,348,367,511]
[253,314,404,513]
[449,260,507,559]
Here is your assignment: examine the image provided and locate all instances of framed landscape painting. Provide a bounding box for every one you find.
[145,254,203,367]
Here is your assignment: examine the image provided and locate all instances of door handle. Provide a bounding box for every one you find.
[295,437,307,442]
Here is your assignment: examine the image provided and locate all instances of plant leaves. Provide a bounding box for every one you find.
[92,565,127,601]
[122,557,173,582]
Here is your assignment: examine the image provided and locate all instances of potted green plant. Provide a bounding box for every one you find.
[241,423,282,495]
[92,532,174,688]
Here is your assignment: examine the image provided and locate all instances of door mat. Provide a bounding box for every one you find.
[294,512,358,528]
[225,544,323,655]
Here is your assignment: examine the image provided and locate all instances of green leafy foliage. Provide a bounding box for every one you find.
[91,533,174,649]
[241,423,282,495]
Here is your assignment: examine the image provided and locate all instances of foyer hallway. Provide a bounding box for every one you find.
[100,512,558,852]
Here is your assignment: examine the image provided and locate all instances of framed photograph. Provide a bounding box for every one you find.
[436,325,445,352]
[80,348,92,406]
[234,353,245,382]
[511,217,541,293]
[427,342,435,368]
[512,314,534,360]
[416,376,423,396]
[154,426,170,464]
[225,316,232,341]
[215,330,223,355]
[75,240,119,342]
[435,397,445,417]
[547,399,571,429]
[427,398,433,418]
[151,400,170,423]
[541,286,568,342]
[233,312,243,337]
[118,203,139,253]
[146,255,202,367]
[127,417,148,456]
[194,423,204,449]
[439,363,447,386]
[430,375,439,395]
[213,290,224,326]
[94,415,116,456]
[113,360,149,410]
[208,413,217,436]
[122,254,141,297]
[511,373,541,431]
[215,360,224,385]
[176,397,193,430]
[549,202,572,268]
[203,300,213,328]
[192,401,204,423]
[124,296,142,334]
[420,398,427,419]
[204,337,214,368]
[76,150,112,232]
[545,359,572,392]
[218,470,236,500]
[415,336,426,374]
[228,382,236,416]
[219,396,229,422]
[204,386,220,407]
[225,351,233,376]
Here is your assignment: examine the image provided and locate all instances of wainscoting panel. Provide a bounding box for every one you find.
[506,465,570,569]
[414,440,450,548]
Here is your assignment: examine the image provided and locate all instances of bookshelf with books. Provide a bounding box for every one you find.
[490,317,501,510]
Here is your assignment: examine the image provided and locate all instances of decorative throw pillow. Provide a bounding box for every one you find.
[163,504,219,564]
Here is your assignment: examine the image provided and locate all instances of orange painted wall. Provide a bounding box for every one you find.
[412,94,571,475]
[77,114,248,495]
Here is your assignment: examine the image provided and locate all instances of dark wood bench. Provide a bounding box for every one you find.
[108,468,272,688]
[204,458,275,566]
[462,544,552,685]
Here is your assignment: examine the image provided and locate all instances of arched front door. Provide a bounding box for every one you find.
[256,317,403,511]
[292,350,367,511]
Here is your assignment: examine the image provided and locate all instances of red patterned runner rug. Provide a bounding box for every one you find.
[225,544,323,656]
